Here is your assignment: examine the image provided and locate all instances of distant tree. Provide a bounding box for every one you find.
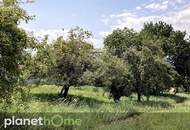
[123,43,177,101]
[104,28,142,101]
[104,27,177,102]
[80,50,132,101]
[141,21,190,91]
[96,52,132,101]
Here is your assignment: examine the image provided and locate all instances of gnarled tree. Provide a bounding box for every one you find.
[53,27,94,97]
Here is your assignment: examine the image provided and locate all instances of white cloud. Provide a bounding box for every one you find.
[173,0,185,4]
[110,10,135,18]
[162,1,169,5]
[167,6,190,33]
[98,3,190,48]
[22,28,68,42]
[88,37,103,48]
[112,15,162,31]
[136,0,186,11]
[108,5,190,35]
[145,1,169,10]
[99,31,111,38]
[22,27,103,48]
[33,29,67,41]
[136,6,142,10]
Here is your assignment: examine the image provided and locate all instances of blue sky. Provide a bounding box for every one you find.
[21,0,190,48]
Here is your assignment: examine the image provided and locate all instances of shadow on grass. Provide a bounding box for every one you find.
[136,93,188,108]
[32,93,109,108]
[66,94,109,108]
[32,93,59,102]
[161,94,188,103]
[138,100,172,108]
[32,93,185,109]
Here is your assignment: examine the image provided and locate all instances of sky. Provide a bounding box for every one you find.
[20,0,190,48]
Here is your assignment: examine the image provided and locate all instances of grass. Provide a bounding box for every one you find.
[1,85,190,129]
[23,85,190,113]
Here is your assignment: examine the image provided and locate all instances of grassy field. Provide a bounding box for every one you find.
[1,85,190,130]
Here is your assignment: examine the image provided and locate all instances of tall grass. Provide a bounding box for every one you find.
[1,85,190,130]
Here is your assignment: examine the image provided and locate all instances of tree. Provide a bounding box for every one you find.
[80,50,132,101]
[104,27,177,102]
[104,28,143,101]
[104,27,141,57]
[141,21,190,91]
[53,27,94,97]
[96,52,132,101]
[0,0,33,99]
[123,43,177,101]
[123,48,142,102]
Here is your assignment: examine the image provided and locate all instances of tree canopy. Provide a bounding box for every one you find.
[0,0,33,98]
[104,22,179,101]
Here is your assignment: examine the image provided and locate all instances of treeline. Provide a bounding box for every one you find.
[0,0,190,102]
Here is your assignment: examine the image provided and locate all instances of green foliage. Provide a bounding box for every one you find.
[141,21,190,91]
[27,36,56,83]
[54,27,94,86]
[124,45,177,100]
[104,27,141,57]
[142,21,173,38]
[0,0,33,99]
[28,27,94,87]
[104,25,178,101]
[92,52,132,101]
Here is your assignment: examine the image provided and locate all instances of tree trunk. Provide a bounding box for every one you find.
[137,92,141,102]
[113,95,121,102]
[146,95,150,102]
[63,86,69,98]
[136,80,141,102]
[59,84,70,98]
[135,74,142,102]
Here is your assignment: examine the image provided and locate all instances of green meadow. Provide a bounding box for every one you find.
[1,85,190,130]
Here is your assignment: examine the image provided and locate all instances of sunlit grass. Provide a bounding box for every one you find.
[1,85,190,129]
[2,85,190,113]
